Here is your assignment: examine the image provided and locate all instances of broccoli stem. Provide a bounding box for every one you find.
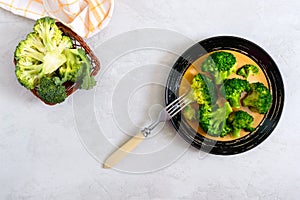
[231,129,241,138]
[23,49,44,62]
[228,97,241,109]
[214,72,223,85]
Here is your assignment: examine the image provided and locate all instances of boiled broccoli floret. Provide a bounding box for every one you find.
[202,51,237,84]
[227,110,255,138]
[199,102,233,137]
[183,105,196,121]
[224,78,250,108]
[59,48,96,90]
[14,17,72,89]
[242,82,272,114]
[37,76,67,104]
[221,124,232,137]
[237,64,259,80]
[191,73,217,105]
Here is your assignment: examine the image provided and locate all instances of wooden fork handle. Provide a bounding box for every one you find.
[103,131,145,169]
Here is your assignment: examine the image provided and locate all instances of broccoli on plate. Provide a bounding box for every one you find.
[224,78,251,108]
[191,73,217,105]
[227,110,255,138]
[237,64,259,80]
[202,51,237,84]
[242,82,272,114]
[198,102,233,137]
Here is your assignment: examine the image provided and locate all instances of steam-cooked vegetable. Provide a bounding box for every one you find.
[242,82,272,114]
[202,51,237,84]
[237,64,259,80]
[227,110,255,138]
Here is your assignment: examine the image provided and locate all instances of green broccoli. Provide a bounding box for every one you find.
[237,64,259,80]
[224,78,250,108]
[202,51,237,84]
[227,110,255,138]
[14,17,72,89]
[15,57,44,89]
[242,82,272,114]
[59,48,83,82]
[199,102,233,137]
[33,17,72,53]
[59,48,96,90]
[191,73,217,105]
[221,124,232,137]
[15,36,44,62]
[78,62,97,90]
[37,76,67,104]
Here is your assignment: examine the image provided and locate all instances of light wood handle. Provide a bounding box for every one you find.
[103,131,145,169]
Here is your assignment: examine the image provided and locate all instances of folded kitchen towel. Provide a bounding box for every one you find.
[0,0,114,38]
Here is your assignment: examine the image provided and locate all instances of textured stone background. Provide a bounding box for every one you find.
[0,0,299,199]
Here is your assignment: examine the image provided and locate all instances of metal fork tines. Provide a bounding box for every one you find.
[142,93,192,137]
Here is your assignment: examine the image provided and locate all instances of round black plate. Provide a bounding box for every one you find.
[165,36,284,155]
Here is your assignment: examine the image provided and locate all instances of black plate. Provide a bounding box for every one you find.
[165,36,284,155]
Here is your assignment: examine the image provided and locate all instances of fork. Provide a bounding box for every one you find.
[103,93,192,169]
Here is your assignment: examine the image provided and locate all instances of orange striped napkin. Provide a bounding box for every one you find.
[0,0,114,38]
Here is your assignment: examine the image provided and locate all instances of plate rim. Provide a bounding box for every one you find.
[165,35,285,155]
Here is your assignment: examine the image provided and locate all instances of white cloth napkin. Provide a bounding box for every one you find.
[0,0,114,38]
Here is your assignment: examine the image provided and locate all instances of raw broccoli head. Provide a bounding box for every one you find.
[15,57,44,89]
[242,82,272,114]
[15,38,44,62]
[191,73,217,105]
[59,48,82,82]
[59,48,96,90]
[237,64,259,80]
[198,102,233,137]
[33,17,72,52]
[37,76,67,104]
[14,17,72,89]
[224,78,250,108]
[202,51,237,84]
[227,110,255,138]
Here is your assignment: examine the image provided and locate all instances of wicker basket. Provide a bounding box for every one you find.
[15,22,101,105]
